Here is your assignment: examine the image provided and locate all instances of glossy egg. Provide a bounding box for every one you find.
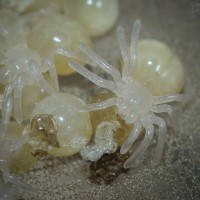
[27,14,92,75]
[30,92,92,157]
[132,40,185,96]
[64,0,119,37]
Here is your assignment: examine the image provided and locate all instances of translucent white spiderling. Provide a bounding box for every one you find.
[68,20,188,168]
[0,43,59,124]
[0,13,59,125]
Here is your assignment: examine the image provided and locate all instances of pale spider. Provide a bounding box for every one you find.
[0,10,59,125]
[0,43,59,124]
[68,20,187,168]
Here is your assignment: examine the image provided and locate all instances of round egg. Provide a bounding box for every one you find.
[30,92,92,157]
[27,14,92,75]
[64,0,119,37]
[132,39,185,96]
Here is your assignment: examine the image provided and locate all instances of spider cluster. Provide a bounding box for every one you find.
[0,0,188,198]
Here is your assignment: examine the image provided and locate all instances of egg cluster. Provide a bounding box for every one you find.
[0,0,187,198]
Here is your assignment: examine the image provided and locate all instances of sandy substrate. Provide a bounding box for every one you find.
[6,0,200,199]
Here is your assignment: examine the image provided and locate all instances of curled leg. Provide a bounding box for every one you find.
[13,77,24,123]
[79,98,118,112]
[69,60,117,92]
[124,120,154,168]
[149,114,167,165]
[28,60,55,94]
[79,43,121,83]
[120,120,142,154]
[152,104,178,131]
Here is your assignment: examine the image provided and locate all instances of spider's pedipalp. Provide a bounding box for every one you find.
[120,120,142,154]
[152,104,178,131]
[79,98,118,112]
[28,60,55,94]
[124,120,154,168]
[79,43,121,83]
[117,26,131,79]
[69,60,117,91]
[130,19,141,66]
[149,114,167,165]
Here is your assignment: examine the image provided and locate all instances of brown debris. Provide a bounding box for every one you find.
[89,148,130,185]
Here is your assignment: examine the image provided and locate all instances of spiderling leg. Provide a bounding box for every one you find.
[69,60,117,92]
[152,104,178,131]
[0,84,13,138]
[149,114,167,165]
[154,93,190,104]
[124,119,154,168]
[13,77,24,123]
[2,84,13,125]
[117,25,131,79]
[43,58,59,92]
[79,43,121,83]
[120,120,142,154]
[130,19,141,67]
[28,60,55,94]
[79,98,118,112]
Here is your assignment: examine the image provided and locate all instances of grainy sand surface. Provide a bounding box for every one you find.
[9,0,200,199]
